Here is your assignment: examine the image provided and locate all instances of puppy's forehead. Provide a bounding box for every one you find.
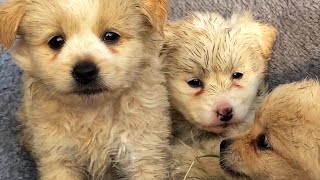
[256,81,320,127]
[22,0,142,39]
[27,0,139,18]
[170,15,259,75]
[178,31,256,77]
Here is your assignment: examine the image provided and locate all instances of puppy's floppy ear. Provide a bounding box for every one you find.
[253,23,277,60]
[141,0,168,35]
[231,13,277,60]
[159,22,178,58]
[0,0,26,50]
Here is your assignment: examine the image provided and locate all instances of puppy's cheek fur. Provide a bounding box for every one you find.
[12,44,33,71]
[224,135,296,179]
[168,80,213,126]
[241,155,293,178]
[99,40,146,89]
[35,59,74,92]
[12,44,73,92]
[228,87,259,120]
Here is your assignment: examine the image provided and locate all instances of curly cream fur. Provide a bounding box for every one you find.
[0,0,171,179]
[162,12,277,179]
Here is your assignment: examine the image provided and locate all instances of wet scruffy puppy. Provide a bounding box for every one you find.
[162,12,277,179]
[0,0,171,179]
[220,80,320,180]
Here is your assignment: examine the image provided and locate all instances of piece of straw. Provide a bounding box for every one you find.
[183,154,220,180]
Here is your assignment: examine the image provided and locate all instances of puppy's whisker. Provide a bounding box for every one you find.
[30,83,50,99]
[31,86,47,98]
[40,87,58,101]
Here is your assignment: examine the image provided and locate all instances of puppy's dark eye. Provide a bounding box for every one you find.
[102,32,120,44]
[256,134,272,150]
[232,72,244,80]
[187,78,203,88]
[48,36,65,50]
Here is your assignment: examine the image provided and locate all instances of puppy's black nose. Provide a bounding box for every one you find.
[220,138,233,154]
[72,61,99,84]
[219,107,233,122]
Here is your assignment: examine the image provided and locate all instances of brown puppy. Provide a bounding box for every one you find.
[162,12,277,179]
[0,0,170,179]
[220,80,320,180]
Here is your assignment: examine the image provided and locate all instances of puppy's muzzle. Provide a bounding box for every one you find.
[71,61,107,95]
[217,104,233,122]
[220,139,233,170]
[220,138,233,154]
[72,61,99,85]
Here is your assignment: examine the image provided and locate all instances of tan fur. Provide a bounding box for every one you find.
[0,0,171,179]
[229,13,277,59]
[141,0,168,35]
[220,80,320,179]
[162,12,277,179]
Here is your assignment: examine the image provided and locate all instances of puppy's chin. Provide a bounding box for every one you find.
[73,89,106,96]
[219,157,250,179]
[71,83,109,96]
[54,88,113,106]
[197,122,243,134]
[196,122,244,134]
[190,114,246,134]
[220,164,250,179]
[49,81,109,97]
[31,80,110,105]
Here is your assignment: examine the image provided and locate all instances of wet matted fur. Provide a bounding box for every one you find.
[162,12,277,179]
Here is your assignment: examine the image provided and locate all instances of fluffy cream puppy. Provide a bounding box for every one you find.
[0,0,171,179]
[220,80,320,180]
[162,12,277,179]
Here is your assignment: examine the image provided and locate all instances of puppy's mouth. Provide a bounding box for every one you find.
[72,84,109,96]
[203,122,241,133]
[74,88,106,95]
[220,122,239,128]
